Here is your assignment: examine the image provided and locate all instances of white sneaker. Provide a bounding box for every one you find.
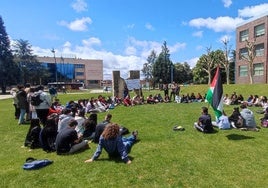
[231,122,237,129]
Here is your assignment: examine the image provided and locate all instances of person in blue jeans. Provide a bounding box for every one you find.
[16,85,28,125]
[85,123,138,164]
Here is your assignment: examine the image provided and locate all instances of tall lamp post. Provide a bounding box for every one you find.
[51,48,57,86]
[170,64,173,83]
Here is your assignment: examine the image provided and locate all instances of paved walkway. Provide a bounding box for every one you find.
[0,94,13,100]
[0,89,110,100]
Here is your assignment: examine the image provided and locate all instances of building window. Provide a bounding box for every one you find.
[253,63,264,76]
[74,64,85,68]
[76,72,84,76]
[255,43,264,56]
[254,24,265,37]
[239,48,248,59]
[239,65,248,77]
[240,29,248,42]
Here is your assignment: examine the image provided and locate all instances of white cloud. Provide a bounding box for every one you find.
[169,43,186,54]
[82,37,101,47]
[195,45,203,51]
[145,23,154,31]
[218,35,232,44]
[63,41,72,48]
[192,31,203,38]
[222,0,232,8]
[238,3,268,18]
[189,16,244,32]
[127,24,135,29]
[32,36,186,80]
[71,0,88,12]
[58,17,92,31]
[125,46,137,56]
[188,3,268,33]
[185,57,199,68]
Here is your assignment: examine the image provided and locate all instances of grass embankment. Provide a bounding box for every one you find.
[1,84,268,187]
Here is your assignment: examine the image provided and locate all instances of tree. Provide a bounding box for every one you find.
[240,39,256,84]
[152,41,173,85]
[13,39,51,85]
[221,38,232,85]
[173,62,193,84]
[192,60,209,84]
[193,48,225,84]
[142,50,156,89]
[0,16,16,93]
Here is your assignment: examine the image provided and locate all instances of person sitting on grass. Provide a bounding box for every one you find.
[228,107,243,128]
[123,94,133,106]
[93,113,113,143]
[146,94,156,104]
[55,119,89,155]
[194,106,214,133]
[212,111,231,130]
[260,107,268,127]
[84,123,138,164]
[239,103,258,131]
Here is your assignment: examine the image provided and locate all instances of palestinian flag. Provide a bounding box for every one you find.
[205,66,223,119]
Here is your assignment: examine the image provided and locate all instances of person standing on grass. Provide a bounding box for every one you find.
[194,106,214,133]
[34,85,51,126]
[16,85,28,125]
[170,82,176,101]
[85,123,138,164]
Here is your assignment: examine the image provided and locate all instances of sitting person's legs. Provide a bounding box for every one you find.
[69,140,89,154]
[194,122,204,132]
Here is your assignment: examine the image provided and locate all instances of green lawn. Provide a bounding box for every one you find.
[1,84,268,187]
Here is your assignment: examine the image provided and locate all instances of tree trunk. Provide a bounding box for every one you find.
[226,66,230,85]
[248,64,253,84]
[1,85,6,94]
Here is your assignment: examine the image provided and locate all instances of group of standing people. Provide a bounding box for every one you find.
[163,82,180,102]
[11,84,51,125]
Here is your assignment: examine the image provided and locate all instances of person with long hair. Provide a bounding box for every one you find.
[85,123,138,164]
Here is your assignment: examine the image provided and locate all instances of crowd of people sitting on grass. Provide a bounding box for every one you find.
[223,91,268,109]
[194,102,268,133]
[11,83,268,164]
[11,84,139,164]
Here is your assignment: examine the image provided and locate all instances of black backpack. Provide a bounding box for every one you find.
[31,93,43,106]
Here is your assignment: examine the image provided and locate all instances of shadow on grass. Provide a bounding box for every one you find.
[92,156,135,164]
[226,134,255,140]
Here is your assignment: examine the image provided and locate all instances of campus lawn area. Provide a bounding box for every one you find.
[1,84,268,187]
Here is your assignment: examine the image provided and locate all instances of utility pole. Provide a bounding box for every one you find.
[51,48,57,86]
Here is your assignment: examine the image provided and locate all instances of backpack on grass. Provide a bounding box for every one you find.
[30,93,43,106]
[22,157,53,170]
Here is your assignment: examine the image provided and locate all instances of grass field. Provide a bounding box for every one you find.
[1,84,268,187]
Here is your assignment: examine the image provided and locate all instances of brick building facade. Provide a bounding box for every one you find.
[236,14,268,83]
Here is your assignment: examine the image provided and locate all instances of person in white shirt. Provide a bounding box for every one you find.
[213,111,231,130]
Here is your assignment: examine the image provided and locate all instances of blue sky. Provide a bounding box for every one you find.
[1,0,268,79]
